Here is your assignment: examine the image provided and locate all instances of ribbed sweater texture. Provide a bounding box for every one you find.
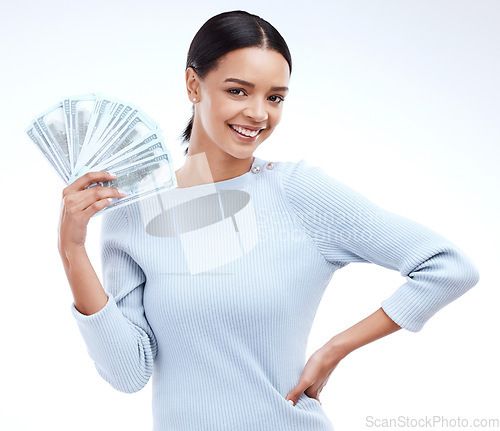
[70,156,480,431]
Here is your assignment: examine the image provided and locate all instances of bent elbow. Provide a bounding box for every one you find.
[113,377,151,394]
[452,248,480,289]
[438,246,480,299]
[93,336,155,394]
[383,246,480,333]
[95,363,153,394]
[411,245,480,302]
[462,258,480,290]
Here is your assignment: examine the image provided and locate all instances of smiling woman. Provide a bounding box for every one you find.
[181,46,290,178]
[63,9,480,431]
[175,10,292,186]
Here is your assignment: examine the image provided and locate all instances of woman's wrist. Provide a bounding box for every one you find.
[323,308,402,366]
[323,334,353,364]
[59,242,86,260]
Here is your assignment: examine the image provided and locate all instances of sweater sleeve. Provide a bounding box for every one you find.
[281,159,480,332]
[70,205,157,393]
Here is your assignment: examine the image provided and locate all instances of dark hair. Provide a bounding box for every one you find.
[180,10,292,156]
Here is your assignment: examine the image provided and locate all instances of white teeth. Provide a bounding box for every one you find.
[230,125,261,137]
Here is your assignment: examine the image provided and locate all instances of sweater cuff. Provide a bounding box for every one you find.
[70,292,125,343]
[71,293,114,321]
[380,287,430,333]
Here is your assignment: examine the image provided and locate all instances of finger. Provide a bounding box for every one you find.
[285,376,314,406]
[72,185,126,213]
[82,196,115,219]
[304,387,323,405]
[62,171,117,196]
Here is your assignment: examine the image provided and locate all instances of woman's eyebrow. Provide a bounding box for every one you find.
[224,77,289,93]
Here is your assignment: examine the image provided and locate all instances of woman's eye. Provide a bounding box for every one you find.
[269,95,285,104]
[228,89,245,96]
[227,89,284,104]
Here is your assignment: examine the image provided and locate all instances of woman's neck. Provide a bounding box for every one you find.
[175,150,255,188]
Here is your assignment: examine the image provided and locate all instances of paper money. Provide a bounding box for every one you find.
[26,126,69,184]
[26,93,178,216]
[64,94,98,169]
[85,153,177,218]
[77,134,167,180]
[78,112,157,175]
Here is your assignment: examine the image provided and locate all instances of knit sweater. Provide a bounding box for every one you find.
[70,155,480,431]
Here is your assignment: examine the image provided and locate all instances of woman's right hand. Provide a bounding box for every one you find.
[58,171,126,253]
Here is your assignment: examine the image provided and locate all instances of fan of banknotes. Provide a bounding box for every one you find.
[25,93,178,216]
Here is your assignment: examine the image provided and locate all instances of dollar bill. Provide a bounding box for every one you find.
[90,102,127,147]
[62,99,73,168]
[78,113,159,174]
[30,119,71,181]
[98,131,161,167]
[64,93,99,170]
[26,93,177,216]
[26,126,69,184]
[75,97,114,170]
[35,102,72,176]
[97,139,167,174]
[87,153,177,218]
[73,134,166,181]
[95,105,136,146]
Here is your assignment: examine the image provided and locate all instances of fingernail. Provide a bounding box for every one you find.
[287,399,295,406]
[118,189,126,196]
[107,198,113,203]
[107,172,117,178]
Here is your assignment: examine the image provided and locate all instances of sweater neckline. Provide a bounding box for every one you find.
[173,156,263,191]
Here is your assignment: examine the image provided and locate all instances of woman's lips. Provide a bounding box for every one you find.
[229,123,264,132]
[228,124,264,142]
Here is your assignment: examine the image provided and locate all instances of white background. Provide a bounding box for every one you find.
[1,1,498,430]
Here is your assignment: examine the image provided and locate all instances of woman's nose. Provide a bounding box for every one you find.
[244,99,268,122]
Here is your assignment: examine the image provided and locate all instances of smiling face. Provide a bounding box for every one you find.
[186,47,290,162]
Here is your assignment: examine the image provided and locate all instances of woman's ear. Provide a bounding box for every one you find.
[185,67,200,103]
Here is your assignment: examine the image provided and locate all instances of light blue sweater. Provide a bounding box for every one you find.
[71,155,480,430]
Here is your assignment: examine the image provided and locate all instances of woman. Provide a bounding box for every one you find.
[58,10,480,431]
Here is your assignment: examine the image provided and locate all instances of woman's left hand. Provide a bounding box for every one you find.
[285,344,345,406]
[285,308,402,406]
